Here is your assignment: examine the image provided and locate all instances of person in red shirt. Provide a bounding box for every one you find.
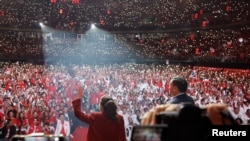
[16,112,29,135]
[7,110,18,127]
[27,118,42,134]
[43,121,54,135]
[0,112,4,128]
[72,86,126,141]
[0,100,4,128]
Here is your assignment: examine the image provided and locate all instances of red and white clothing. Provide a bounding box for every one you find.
[27,124,42,134]
[54,119,70,136]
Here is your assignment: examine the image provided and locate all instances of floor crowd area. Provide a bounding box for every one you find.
[0,62,249,140]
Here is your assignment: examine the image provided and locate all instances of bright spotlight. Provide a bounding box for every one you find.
[238,37,243,43]
[39,22,43,27]
[91,23,96,29]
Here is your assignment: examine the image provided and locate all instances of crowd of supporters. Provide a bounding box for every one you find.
[0,62,249,140]
[0,0,249,65]
[0,25,249,63]
[0,0,250,140]
[0,0,249,31]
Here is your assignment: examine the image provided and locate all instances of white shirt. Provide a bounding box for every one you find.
[54,119,70,136]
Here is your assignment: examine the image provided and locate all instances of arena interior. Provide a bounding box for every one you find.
[0,0,250,141]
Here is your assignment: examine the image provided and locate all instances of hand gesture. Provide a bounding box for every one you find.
[70,85,84,101]
[77,85,84,99]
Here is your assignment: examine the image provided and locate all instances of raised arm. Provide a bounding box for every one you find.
[71,86,93,124]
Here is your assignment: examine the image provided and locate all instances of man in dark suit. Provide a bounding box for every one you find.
[0,119,17,140]
[168,76,194,104]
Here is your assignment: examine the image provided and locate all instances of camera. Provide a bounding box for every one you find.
[131,103,214,141]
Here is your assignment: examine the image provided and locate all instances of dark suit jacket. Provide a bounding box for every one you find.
[0,125,16,139]
[169,93,194,104]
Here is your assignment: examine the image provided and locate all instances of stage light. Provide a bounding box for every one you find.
[238,37,243,43]
[91,23,96,29]
[39,22,44,27]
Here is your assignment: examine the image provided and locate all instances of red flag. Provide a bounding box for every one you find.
[200,9,203,14]
[195,47,200,55]
[227,40,232,48]
[190,33,195,41]
[107,9,111,15]
[226,5,231,12]
[202,21,207,27]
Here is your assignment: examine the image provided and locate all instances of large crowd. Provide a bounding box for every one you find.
[0,25,250,63]
[0,0,249,31]
[0,0,250,140]
[0,62,249,140]
[0,0,249,64]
